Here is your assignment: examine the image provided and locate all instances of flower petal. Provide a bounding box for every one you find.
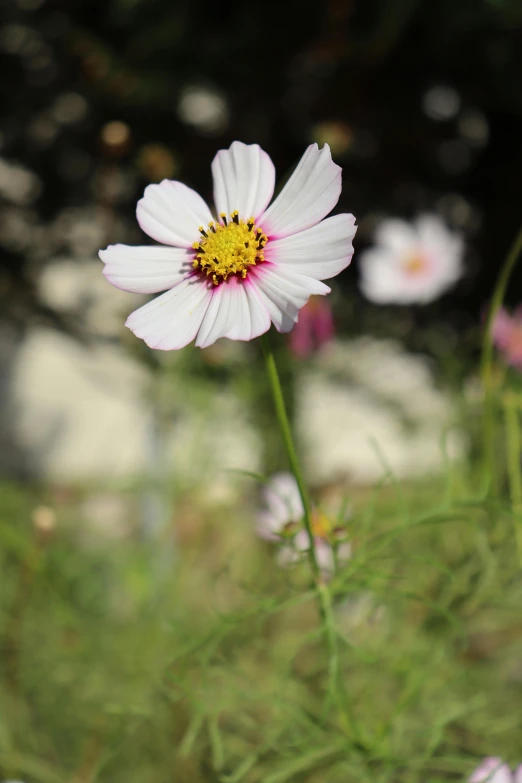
[99,244,194,294]
[469,758,513,783]
[250,263,330,333]
[125,275,212,350]
[259,144,342,239]
[195,276,271,348]
[265,213,356,280]
[295,532,335,572]
[256,511,283,541]
[212,141,275,221]
[375,218,418,252]
[263,472,303,525]
[136,180,213,248]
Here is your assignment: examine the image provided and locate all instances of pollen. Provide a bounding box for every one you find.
[191,211,268,285]
[403,253,428,275]
[311,509,332,539]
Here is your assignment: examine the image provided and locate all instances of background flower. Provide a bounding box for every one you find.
[492,307,522,370]
[359,214,463,304]
[256,472,351,574]
[469,757,522,783]
[289,295,335,358]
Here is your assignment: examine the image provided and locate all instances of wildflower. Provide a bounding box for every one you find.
[469,757,522,783]
[359,214,462,304]
[100,142,356,350]
[492,307,522,370]
[256,472,351,574]
[289,295,335,358]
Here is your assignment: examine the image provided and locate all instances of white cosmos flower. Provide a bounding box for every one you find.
[359,214,463,305]
[257,472,351,575]
[99,141,356,350]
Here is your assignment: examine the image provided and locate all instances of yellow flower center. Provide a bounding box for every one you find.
[311,509,332,539]
[192,211,268,285]
[403,253,428,275]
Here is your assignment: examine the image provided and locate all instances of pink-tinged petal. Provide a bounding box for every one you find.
[289,297,335,358]
[416,214,463,260]
[514,765,522,783]
[315,539,335,572]
[125,274,212,350]
[260,144,342,239]
[99,244,193,294]
[195,276,271,348]
[263,473,303,525]
[212,141,275,221]
[492,308,516,351]
[265,213,356,280]
[256,511,283,541]
[469,758,513,783]
[375,219,418,252]
[136,180,213,248]
[295,532,335,572]
[250,263,330,333]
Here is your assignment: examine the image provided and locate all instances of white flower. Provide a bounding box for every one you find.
[257,472,351,574]
[469,758,522,783]
[99,141,356,350]
[359,214,462,304]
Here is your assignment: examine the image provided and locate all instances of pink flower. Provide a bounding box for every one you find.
[257,472,351,574]
[289,295,335,358]
[492,307,522,370]
[99,142,356,350]
[359,214,463,304]
[469,757,522,783]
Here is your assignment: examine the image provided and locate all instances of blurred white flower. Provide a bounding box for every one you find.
[359,215,463,305]
[257,472,351,574]
[297,338,467,485]
[469,757,522,783]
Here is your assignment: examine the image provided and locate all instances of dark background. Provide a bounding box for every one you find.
[1,0,521,338]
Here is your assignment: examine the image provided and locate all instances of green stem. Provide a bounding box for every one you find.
[260,334,320,582]
[481,226,522,488]
[502,393,522,565]
[260,334,360,740]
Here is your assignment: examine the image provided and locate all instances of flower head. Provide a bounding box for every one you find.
[99,142,356,350]
[256,472,351,574]
[289,295,335,358]
[492,307,522,370]
[359,214,462,304]
[469,757,522,783]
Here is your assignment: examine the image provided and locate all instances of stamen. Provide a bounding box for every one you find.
[192,211,268,285]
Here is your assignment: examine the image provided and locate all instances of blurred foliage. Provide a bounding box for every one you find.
[1,441,522,781]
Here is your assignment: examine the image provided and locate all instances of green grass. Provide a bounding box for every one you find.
[1,440,522,783]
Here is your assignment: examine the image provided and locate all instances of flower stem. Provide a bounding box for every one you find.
[260,334,361,741]
[481,225,522,489]
[260,334,320,582]
[502,392,522,566]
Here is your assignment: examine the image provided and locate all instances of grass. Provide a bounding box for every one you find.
[1,430,522,783]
